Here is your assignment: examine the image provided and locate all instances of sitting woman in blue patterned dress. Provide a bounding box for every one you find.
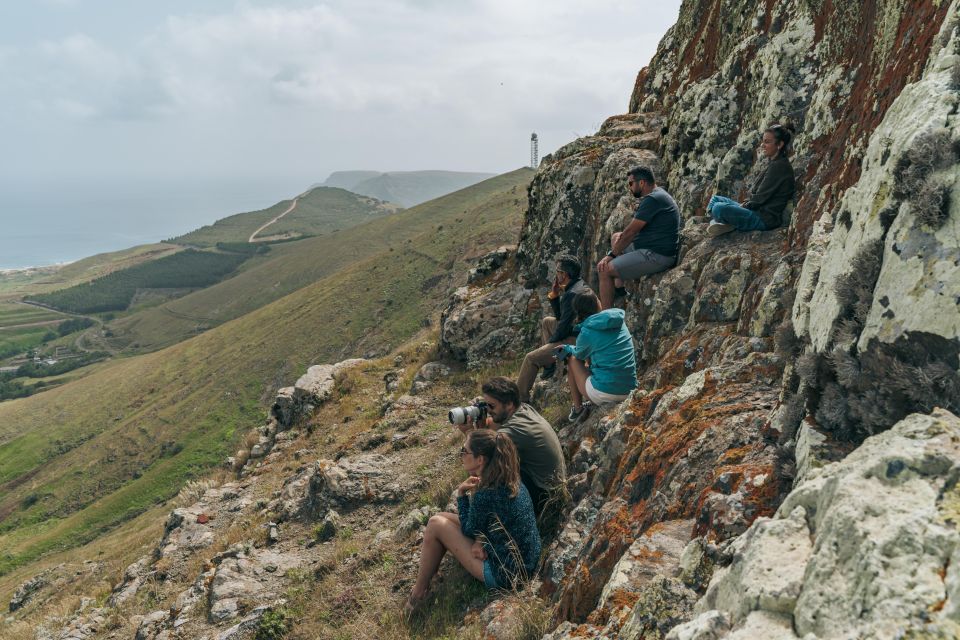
[406,429,541,613]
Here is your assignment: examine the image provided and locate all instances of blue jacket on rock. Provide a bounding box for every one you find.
[561,308,637,396]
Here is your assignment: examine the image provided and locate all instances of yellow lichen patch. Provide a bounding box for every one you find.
[936,482,960,527]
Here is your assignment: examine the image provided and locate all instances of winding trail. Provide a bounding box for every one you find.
[248,190,311,243]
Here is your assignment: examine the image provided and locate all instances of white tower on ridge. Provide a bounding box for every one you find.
[530,133,539,169]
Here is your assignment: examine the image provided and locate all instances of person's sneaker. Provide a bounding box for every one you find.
[566,401,593,422]
[539,363,556,380]
[707,220,735,237]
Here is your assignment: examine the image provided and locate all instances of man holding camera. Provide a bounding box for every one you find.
[456,377,566,519]
[517,254,592,404]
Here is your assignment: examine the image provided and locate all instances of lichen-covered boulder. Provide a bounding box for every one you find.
[438,283,533,366]
[683,408,960,639]
[307,454,406,513]
[467,245,515,284]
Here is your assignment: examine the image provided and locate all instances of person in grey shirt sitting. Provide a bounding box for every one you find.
[596,166,680,309]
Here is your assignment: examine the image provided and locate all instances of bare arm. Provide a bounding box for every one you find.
[611,218,647,255]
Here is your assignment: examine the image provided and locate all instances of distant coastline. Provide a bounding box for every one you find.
[0,263,69,277]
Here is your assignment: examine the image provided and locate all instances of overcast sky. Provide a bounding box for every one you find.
[0,1,682,192]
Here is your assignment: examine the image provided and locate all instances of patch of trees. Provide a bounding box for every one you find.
[215,242,271,255]
[27,250,248,314]
[57,317,95,336]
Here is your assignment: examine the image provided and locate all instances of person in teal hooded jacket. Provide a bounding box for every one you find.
[556,292,637,421]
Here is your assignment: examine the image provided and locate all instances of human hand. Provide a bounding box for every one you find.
[551,275,562,297]
[597,256,613,274]
[457,475,480,496]
[471,541,488,560]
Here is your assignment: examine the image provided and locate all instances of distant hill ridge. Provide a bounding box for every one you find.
[323,170,496,207]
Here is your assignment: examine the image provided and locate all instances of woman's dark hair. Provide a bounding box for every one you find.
[467,429,521,497]
[482,376,521,409]
[627,166,656,184]
[556,254,581,281]
[573,291,602,322]
[765,123,796,157]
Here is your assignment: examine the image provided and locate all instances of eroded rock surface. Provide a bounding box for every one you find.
[680,409,960,639]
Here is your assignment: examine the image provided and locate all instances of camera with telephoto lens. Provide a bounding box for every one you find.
[448,401,489,425]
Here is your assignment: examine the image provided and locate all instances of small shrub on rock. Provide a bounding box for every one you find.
[255,607,293,640]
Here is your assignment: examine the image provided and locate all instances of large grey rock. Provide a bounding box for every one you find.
[310,454,404,509]
[410,361,451,394]
[294,359,366,406]
[272,359,367,427]
[208,549,302,623]
[439,283,532,366]
[467,245,515,284]
[694,506,811,620]
[279,454,407,519]
[685,408,960,639]
[9,571,49,612]
[598,519,694,621]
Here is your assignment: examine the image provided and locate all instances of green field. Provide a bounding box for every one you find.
[107,171,533,353]
[26,250,249,314]
[169,187,398,247]
[0,302,69,359]
[0,326,51,359]
[0,168,532,576]
[0,303,63,326]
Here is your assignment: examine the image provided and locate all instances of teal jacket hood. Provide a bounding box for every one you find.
[563,308,637,397]
[580,308,626,332]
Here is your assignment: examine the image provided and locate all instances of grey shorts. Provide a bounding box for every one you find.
[611,246,675,280]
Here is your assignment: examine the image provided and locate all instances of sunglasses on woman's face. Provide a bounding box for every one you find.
[459,446,471,457]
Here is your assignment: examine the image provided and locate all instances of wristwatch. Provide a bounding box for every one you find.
[606,250,616,258]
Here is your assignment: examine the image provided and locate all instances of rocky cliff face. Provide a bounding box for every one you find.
[443,0,960,636]
[8,2,960,639]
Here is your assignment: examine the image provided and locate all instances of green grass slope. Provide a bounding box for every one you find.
[169,187,397,247]
[108,170,533,353]
[0,168,531,576]
[347,170,496,207]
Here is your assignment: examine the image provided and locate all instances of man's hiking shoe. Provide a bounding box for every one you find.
[540,363,557,380]
[567,401,593,422]
[707,220,735,237]
[614,286,628,299]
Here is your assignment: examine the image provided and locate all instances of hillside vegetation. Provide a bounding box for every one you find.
[0,244,182,301]
[26,250,249,314]
[169,187,397,247]
[325,170,496,207]
[106,171,533,353]
[0,168,531,580]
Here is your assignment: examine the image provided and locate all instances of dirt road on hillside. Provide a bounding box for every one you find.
[248,190,311,242]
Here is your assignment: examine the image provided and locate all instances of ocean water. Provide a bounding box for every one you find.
[0,178,306,271]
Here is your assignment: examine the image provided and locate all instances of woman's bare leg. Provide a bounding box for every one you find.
[410,514,484,600]
[435,512,460,526]
[567,357,589,409]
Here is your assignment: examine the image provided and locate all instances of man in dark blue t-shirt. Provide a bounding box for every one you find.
[596,166,680,309]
